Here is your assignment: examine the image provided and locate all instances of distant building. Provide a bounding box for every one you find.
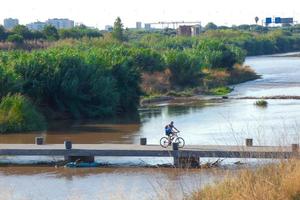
[177,25,192,36]
[145,23,151,30]
[177,25,201,36]
[105,25,113,32]
[136,22,142,29]
[191,25,201,36]
[4,18,19,30]
[46,18,74,29]
[26,21,47,31]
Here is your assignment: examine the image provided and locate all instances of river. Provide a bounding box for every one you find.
[0,54,300,200]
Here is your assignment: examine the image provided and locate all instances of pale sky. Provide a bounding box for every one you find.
[1,0,300,29]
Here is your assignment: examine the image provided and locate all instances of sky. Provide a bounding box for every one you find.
[1,0,300,29]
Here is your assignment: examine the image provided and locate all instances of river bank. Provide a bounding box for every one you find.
[142,51,300,107]
[141,64,259,106]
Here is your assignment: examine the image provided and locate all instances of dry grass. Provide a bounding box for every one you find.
[229,65,260,85]
[0,40,53,51]
[191,159,300,200]
[141,70,171,94]
[202,68,230,89]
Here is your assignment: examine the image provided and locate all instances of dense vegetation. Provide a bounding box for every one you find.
[0,46,141,120]
[0,24,102,44]
[0,94,46,133]
[1,19,300,132]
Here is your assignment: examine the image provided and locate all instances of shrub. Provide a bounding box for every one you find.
[202,68,230,89]
[229,65,260,85]
[255,99,268,107]
[164,50,202,87]
[7,34,24,44]
[2,46,141,119]
[209,86,232,96]
[0,94,46,133]
[197,39,246,69]
[0,63,22,99]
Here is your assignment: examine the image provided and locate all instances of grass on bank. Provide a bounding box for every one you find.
[0,94,46,133]
[191,159,300,200]
[209,87,232,96]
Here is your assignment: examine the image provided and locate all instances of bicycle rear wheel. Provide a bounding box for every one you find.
[175,137,185,148]
[160,137,169,148]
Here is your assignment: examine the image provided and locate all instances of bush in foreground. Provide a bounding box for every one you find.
[191,160,300,200]
[0,94,46,133]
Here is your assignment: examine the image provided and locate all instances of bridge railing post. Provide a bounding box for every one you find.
[64,141,72,150]
[35,137,44,145]
[140,138,147,145]
[246,138,253,147]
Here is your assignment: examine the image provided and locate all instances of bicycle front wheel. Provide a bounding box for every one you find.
[175,137,185,148]
[160,137,169,148]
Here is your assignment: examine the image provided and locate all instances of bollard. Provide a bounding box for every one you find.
[246,138,253,147]
[140,138,147,145]
[292,144,299,153]
[64,141,72,150]
[172,142,179,151]
[35,137,44,145]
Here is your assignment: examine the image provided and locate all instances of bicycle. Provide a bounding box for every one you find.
[160,131,185,148]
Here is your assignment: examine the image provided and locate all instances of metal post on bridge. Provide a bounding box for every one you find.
[246,138,253,147]
[35,137,44,145]
[64,141,72,150]
[140,138,147,145]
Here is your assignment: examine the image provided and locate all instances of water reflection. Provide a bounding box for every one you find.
[0,166,226,200]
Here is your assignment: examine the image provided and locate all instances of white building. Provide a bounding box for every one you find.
[136,22,142,29]
[145,23,151,30]
[26,21,47,31]
[4,18,19,30]
[191,25,201,36]
[46,18,74,29]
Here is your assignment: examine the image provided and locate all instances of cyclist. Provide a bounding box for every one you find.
[165,121,179,143]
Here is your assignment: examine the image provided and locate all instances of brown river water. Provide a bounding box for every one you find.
[1,53,300,200]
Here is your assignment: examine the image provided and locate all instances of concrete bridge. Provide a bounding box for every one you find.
[0,138,298,167]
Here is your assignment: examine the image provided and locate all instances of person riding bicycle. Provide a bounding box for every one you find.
[165,121,179,143]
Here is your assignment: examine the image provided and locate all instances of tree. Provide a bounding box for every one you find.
[43,25,59,41]
[7,34,24,44]
[12,25,33,40]
[112,17,124,41]
[0,25,7,41]
[255,16,259,24]
[197,39,245,69]
[32,31,45,40]
[237,24,251,31]
[205,22,218,31]
[164,50,202,86]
